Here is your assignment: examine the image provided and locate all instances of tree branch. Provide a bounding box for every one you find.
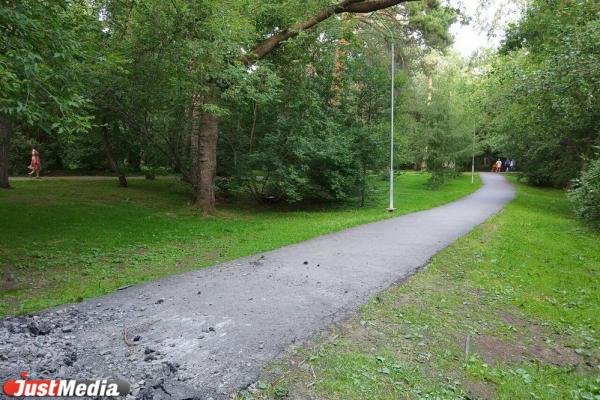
[243,0,411,63]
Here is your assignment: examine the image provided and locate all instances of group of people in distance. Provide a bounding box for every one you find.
[492,158,515,173]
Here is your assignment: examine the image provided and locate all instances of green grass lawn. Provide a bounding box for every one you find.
[248,179,600,400]
[0,172,480,317]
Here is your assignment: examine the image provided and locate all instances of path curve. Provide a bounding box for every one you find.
[0,173,515,400]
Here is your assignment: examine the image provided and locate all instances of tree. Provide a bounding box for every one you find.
[191,0,423,213]
[477,0,600,186]
[402,55,474,185]
[215,1,457,204]
[0,0,93,188]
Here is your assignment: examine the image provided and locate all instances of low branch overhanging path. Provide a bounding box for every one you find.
[0,173,515,400]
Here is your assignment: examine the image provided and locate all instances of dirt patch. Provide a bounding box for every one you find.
[1,265,20,291]
[472,335,583,367]
[498,311,531,329]
[392,293,413,307]
[201,249,220,262]
[464,381,496,400]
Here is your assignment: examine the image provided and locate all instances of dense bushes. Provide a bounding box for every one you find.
[569,157,600,228]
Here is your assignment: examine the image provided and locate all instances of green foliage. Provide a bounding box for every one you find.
[2,0,462,205]
[569,156,600,228]
[0,0,94,134]
[0,0,472,203]
[402,55,475,186]
[476,0,600,187]
[216,2,458,203]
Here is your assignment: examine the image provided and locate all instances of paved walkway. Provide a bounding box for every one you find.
[0,173,515,400]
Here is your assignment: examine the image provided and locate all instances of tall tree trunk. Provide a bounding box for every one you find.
[190,88,219,214]
[329,38,350,107]
[360,164,367,207]
[100,123,127,187]
[190,95,202,198]
[0,118,11,189]
[249,102,257,152]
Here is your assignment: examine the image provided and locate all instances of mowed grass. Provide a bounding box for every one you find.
[0,172,480,317]
[249,179,600,400]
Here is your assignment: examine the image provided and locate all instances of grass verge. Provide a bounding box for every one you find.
[245,179,600,400]
[0,172,479,317]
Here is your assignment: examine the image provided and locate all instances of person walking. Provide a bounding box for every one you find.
[495,159,502,173]
[28,145,41,178]
[505,158,511,173]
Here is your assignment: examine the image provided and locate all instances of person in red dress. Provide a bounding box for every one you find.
[28,145,41,178]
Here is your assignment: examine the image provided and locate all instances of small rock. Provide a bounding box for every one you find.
[133,335,141,342]
[28,322,51,336]
[96,303,102,307]
[144,354,155,362]
[164,361,179,374]
[258,342,264,349]
[144,347,155,355]
[63,352,77,366]
[303,261,308,265]
[61,327,73,333]
[155,299,165,304]
[197,291,201,295]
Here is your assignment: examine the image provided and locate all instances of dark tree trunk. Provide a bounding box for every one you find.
[190,88,219,215]
[101,123,128,187]
[196,109,219,214]
[190,95,202,198]
[0,118,11,189]
[360,164,367,207]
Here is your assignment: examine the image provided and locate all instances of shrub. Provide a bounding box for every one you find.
[569,157,600,228]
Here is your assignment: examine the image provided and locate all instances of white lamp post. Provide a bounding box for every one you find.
[368,12,396,211]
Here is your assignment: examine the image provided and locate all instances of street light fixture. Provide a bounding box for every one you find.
[367,12,396,212]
